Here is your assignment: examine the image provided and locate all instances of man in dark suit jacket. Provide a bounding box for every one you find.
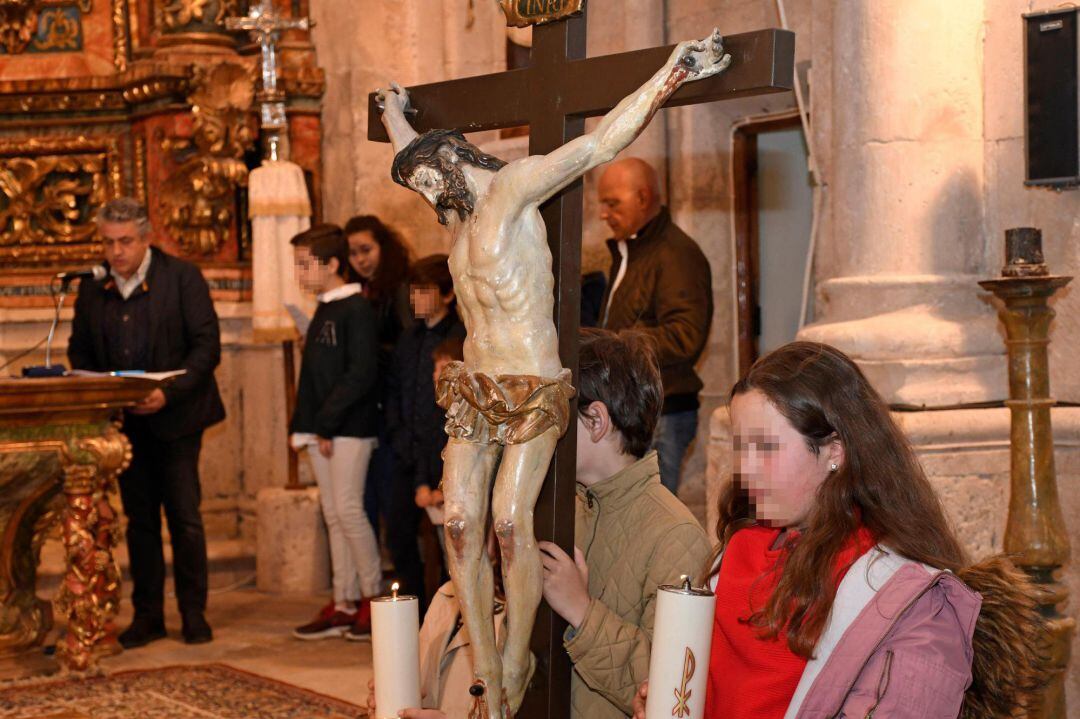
[68,198,225,648]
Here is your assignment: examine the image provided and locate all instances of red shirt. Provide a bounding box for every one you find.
[704,525,874,719]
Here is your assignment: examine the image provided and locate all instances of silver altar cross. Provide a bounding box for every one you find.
[226,0,310,158]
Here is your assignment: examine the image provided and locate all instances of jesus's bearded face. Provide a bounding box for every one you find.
[409,155,474,226]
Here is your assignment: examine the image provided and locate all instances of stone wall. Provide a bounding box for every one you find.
[983,0,1080,402]
[705,0,1080,706]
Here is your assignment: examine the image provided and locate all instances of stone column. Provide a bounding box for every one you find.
[798,0,1005,406]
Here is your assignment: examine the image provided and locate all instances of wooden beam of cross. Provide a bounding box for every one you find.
[367,12,793,719]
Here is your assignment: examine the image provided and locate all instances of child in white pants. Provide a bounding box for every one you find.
[289,224,383,640]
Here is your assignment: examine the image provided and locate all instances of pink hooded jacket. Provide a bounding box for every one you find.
[784,547,982,718]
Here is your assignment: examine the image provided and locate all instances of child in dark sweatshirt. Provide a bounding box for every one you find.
[288,224,382,640]
[384,255,465,603]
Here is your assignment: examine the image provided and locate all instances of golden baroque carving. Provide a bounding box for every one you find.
[280,65,325,98]
[54,430,131,671]
[498,0,585,28]
[0,136,123,265]
[0,0,43,54]
[122,78,190,104]
[161,0,242,29]
[0,0,94,55]
[160,61,255,255]
[5,92,125,114]
[34,7,79,51]
[134,132,147,205]
[0,442,65,654]
[111,0,128,72]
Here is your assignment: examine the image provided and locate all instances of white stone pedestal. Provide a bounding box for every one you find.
[256,487,331,594]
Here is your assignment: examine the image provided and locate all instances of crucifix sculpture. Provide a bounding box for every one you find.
[225,0,310,160]
[368,10,793,719]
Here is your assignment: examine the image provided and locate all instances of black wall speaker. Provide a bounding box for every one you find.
[1024,8,1080,187]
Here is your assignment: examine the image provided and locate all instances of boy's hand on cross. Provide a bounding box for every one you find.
[538,541,590,630]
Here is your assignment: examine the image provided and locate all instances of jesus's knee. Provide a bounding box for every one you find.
[444,514,481,560]
[494,518,515,545]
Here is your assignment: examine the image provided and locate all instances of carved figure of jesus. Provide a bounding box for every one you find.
[376,30,731,719]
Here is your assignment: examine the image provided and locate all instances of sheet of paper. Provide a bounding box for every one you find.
[68,369,188,382]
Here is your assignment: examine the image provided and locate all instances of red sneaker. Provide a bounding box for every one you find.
[292,600,356,640]
[345,599,372,641]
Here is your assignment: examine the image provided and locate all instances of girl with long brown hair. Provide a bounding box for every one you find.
[634,341,1043,718]
[343,214,413,611]
[343,215,413,350]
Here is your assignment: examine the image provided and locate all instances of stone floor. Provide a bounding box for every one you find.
[36,587,373,708]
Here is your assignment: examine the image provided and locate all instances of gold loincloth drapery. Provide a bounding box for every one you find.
[436,361,576,445]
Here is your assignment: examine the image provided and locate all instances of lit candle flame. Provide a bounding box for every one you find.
[391,581,400,599]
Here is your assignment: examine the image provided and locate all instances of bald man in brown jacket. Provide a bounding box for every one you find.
[597,158,713,495]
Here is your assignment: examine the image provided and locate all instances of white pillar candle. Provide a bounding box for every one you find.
[371,583,422,719]
[645,578,716,719]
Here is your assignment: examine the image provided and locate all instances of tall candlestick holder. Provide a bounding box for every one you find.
[979,227,1074,719]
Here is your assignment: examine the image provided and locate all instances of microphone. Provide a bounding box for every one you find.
[19,266,107,376]
[56,265,107,284]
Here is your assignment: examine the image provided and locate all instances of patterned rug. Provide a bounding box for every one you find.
[0,664,366,718]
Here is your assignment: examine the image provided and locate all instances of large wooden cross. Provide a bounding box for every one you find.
[368,10,793,718]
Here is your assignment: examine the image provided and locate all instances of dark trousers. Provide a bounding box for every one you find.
[364,438,395,537]
[118,427,209,620]
[386,462,425,607]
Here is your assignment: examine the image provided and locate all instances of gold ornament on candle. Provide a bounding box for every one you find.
[646,576,715,719]
[672,647,696,718]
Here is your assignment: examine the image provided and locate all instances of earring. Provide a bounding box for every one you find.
[829,463,839,472]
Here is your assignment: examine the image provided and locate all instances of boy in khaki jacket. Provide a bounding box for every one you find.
[368,329,708,719]
[540,329,710,718]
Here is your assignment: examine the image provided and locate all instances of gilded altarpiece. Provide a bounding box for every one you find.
[0,0,323,675]
[0,0,324,307]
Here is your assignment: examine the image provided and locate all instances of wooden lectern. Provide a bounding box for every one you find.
[0,375,156,676]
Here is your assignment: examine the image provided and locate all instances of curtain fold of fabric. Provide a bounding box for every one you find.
[249,160,314,343]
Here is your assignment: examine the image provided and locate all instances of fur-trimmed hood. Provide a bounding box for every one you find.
[957,556,1045,719]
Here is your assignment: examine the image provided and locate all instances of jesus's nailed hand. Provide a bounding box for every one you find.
[674,27,732,80]
[375,82,410,114]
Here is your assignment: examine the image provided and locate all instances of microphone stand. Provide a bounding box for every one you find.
[22,278,73,377]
